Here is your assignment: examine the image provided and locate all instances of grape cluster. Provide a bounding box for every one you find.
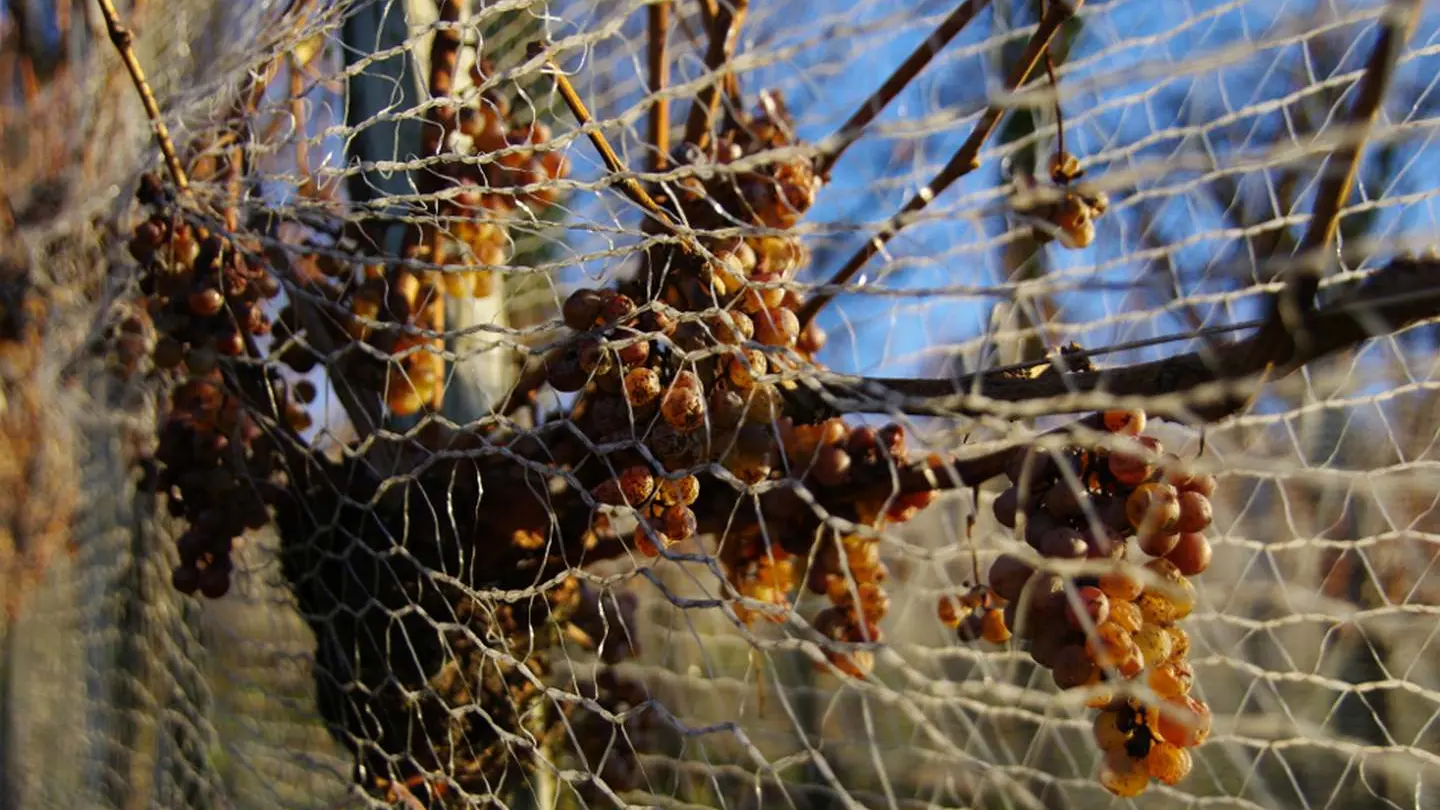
[542,96,936,681]
[436,59,571,300]
[782,422,933,677]
[126,181,299,598]
[970,410,1215,795]
[1011,150,1111,250]
[326,53,572,418]
[632,92,827,356]
[549,97,819,556]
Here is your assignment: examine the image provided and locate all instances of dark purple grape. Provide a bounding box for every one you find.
[546,349,587,392]
[1023,510,1060,549]
[563,288,603,330]
[992,487,1019,528]
[172,565,201,595]
[988,554,1034,603]
[1006,450,1057,492]
[1039,527,1088,559]
[1042,483,1089,519]
[813,445,852,487]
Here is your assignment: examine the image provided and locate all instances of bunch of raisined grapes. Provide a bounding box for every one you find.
[316,52,572,418]
[127,177,303,598]
[439,58,571,300]
[787,421,933,677]
[948,409,1214,796]
[547,94,933,680]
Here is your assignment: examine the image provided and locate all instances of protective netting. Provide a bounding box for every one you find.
[4,0,1440,808]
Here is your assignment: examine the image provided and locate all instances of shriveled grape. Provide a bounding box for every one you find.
[1126,482,1181,535]
[1176,490,1213,533]
[1108,451,1152,487]
[1098,566,1145,602]
[1148,660,1195,700]
[1094,708,1131,751]
[661,385,706,432]
[658,475,700,507]
[979,607,1011,643]
[1138,529,1180,558]
[1052,643,1100,689]
[1066,585,1111,630]
[988,555,1034,603]
[1098,748,1150,797]
[1134,623,1174,667]
[937,596,963,629]
[1102,409,1146,436]
[1166,531,1213,575]
[1154,695,1211,748]
[1109,598,1143,634]
[992,487,1019,529]
[1145,740,1193,785]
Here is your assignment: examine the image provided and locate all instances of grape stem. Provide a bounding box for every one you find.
[648,1,672,173]
[817,255,1440,423]
[798,0,1084,329]
[535,41,695,247]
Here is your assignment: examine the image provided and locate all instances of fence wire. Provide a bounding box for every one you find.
[3,1,1440,809]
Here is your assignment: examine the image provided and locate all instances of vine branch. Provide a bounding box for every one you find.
[535,42,681,234]
[798,0,1083,328]
[815,0,994,180]
[648,1,672,172]
[681,0,749,153]
[821,255,1440,422]
[96,0,190,193]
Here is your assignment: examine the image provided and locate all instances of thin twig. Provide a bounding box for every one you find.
[1254,0,1418,356]
[698,0,719,29]
[533,42,683,234]
[289,54,317,198]
[1044,51,1065,163]
[681,0,748,153]
[820,255,1440,421]
[95,0,189,193]
[648,1,672,172]
[798,0,1083,329]
[815,0,994,179]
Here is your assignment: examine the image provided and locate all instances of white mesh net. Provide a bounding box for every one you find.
[4,0,1440,809]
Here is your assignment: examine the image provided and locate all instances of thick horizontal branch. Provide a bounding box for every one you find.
[821,255,1440,422]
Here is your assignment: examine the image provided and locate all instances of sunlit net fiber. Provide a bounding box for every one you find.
[3,0,1440,808]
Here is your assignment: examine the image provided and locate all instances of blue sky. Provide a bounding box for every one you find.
[545,0,1440,394]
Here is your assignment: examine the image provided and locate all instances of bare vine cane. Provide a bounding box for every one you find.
[798,0,1084,329]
